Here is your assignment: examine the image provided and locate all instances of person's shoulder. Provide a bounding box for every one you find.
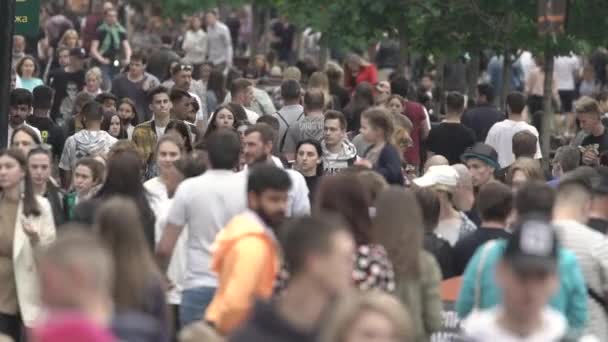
[134,120,153,130]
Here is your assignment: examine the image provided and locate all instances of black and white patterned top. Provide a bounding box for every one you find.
[353,244,395,292]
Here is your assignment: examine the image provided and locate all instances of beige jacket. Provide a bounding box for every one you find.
[13,196,56,326]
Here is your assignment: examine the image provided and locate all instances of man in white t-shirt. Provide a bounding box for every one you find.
[230,78,259,124]
[485,92,542,168]
[554,54,581,114]
[156,129,247,328]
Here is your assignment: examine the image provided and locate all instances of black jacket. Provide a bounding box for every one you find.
[367,144,404,186]
[230,301,317,342]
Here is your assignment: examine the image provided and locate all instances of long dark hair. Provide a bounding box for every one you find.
[0,148,40,216]
[101,112,128,139]
[207,69,227,104]
[94,196,163,314]
[345,82,375,131]
[314,174,372,245]
[296,139,324,176]
[95,151,156,249]
[204,105,239,138]
[117,98,138,126]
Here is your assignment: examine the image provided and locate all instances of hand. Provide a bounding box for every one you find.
[22,217,40,244]
[354,159,373,169]
[582,149,599,165]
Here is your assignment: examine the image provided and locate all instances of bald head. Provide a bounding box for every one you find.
[452,163,472,188]
[452,163,475,211]
[424,155,449,173]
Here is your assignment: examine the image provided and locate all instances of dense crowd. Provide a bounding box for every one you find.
[2,1,608,342]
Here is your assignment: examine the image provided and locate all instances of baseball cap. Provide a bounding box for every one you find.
[413,165,459,192]
[503,219,558,275]
[69,47,87,59]
[461,143,499,169]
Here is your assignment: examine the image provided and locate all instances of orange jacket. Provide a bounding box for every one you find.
[204,212,279,335]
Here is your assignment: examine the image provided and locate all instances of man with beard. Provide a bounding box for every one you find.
[242,123,310,217]
[7,88,41,146]
[205,164,291,335]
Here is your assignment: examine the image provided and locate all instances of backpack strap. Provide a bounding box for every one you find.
[276,110,304,151]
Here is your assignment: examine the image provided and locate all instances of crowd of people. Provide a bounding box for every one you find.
[2,1,608,341]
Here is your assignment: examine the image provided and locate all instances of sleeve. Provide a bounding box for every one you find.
[289,172,311,216]
[209,237,272,334]
[374,145,403,185]
[467,127,477,144]
[166,182,189,226]
[367,65,378,85]
[455,244,483,319]
[422,254,444,335]
[423,107,431,131]
[594,241,608,299]
[484,125,497,149]
[37,198,57,246]
[563,250,588,329]
[58,137,74,171]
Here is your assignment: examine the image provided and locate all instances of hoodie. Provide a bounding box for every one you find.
[59,130,117,171]
[322,140,358,175]
[205,211,280,335]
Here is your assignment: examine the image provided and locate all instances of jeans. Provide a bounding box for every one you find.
[179,286,216,328]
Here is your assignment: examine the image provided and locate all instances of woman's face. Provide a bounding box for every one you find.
[109,115,121,137]
[360,117,381,144]
[214,108,235,129]
[157,141,182,173]
[118,103,134,122]
[0,155,25,190]
[28,153,51,187]
[21,59,35,78]
[343,310,399,342]
[65,36,78,48]
[386,98,403,116]
[86,75,100,91]
[295,143,320,175]
[12,131,37,156]
[73,164,95,195]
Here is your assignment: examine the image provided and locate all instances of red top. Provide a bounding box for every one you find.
[345,64,379,90]
[402,100,426,167]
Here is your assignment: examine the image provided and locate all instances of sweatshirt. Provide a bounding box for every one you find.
[322,139,358,175]
[205,211,280,335]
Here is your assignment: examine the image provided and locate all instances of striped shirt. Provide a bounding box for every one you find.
[554,219,608,341]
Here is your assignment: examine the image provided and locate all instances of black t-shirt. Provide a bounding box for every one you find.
[49,69,86,121]
[581,129,608,155]
[452,227,511,276]
[424,232,455,279]
[462,104,505,142]
[425,122,477,164]
[95,26,127,59]
[26,116,66,159]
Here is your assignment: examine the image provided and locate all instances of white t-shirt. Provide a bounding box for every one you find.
[554,55,580,91]
[166,170,247,289]
[461,307,567,342]
[485,119,542,168]
[144,177,188,305]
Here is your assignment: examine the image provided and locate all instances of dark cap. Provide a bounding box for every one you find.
[95,92,117,103]
[69,47,87,59]
[504,219,558,275]
[461,143,499,169]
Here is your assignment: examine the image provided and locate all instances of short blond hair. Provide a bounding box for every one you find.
[320,291,413,342]
[575,96,601,118]
[86,67,103,81]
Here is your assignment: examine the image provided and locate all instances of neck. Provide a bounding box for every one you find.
[128,72,144,81]
[508,113,524,122]
[33,182,47,196]
[498,309,543,338]
[2,185,21,202]
[300,168,316,177]
[439,197,459,220]
[480,220,506,229]
[326,141,343,153]
[155,114,170,127]
[306,110,324,117]
[86,122,101,131]
[553,206,586,224]
[284,100,300,106]
[592,123,606,137]
[444,113,461,122]
[277,277,331,332]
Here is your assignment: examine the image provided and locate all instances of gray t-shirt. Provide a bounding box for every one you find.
[283,115,325,154]
[166,169,247,289]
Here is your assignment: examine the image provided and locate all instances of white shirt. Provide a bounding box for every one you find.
[206,21,233,67]
[554,55,580,91]
[245,107,260,124]
[485,119,542,168]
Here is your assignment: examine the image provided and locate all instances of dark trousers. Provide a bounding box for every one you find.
[0,312,22,341]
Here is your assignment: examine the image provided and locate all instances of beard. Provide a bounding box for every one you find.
[255,207,286,231]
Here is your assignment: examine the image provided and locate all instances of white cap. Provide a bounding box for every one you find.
[413,165,459,191]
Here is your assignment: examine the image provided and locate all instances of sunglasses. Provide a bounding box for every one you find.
[174,64,193,73]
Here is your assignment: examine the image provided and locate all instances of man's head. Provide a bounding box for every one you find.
[13,35,25,54]
[147,86,172,119]
[231,78,254,107]
[477,83,494,105]
[243,124,275,166]
[575,96,603,135]
[281,79,302,104]
[554,169,595,223]
[129,51,147,78]
[206,129,241,170]
[32,85,54,113]
[95,92,117,114]
[512,130,537,159]
[478,182,513,225]
[304,88,325,114]
[323,110,347,148]
[461,143,499,188]
[171,63,193,91]
[551,146,581,179]
[498,219,559,322]
[247,164,292,229]
[9,88,33,127]
[281,215,355,294]
[390,75,409,98]
[73,157,104,195]
[506,92,526,116]
[514,181,556,221]
[81,101,104,129]
[104,8,118,25]
[169,88,192,121]
[445,91,465,116]
[205,10,218,26]
[423,155,449,174]
[36,228,113,311]
[452,163,475,211]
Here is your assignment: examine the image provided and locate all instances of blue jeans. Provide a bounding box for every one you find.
[179,286,216,328]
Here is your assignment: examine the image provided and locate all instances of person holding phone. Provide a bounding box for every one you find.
[576,96,608,166]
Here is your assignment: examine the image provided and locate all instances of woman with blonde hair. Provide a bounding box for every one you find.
[373,187,443,341]
[308,71,336,109]
[506,157,545,190]
[84,67,103,96]
[321,291,414,342]
[59,29,80,49]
